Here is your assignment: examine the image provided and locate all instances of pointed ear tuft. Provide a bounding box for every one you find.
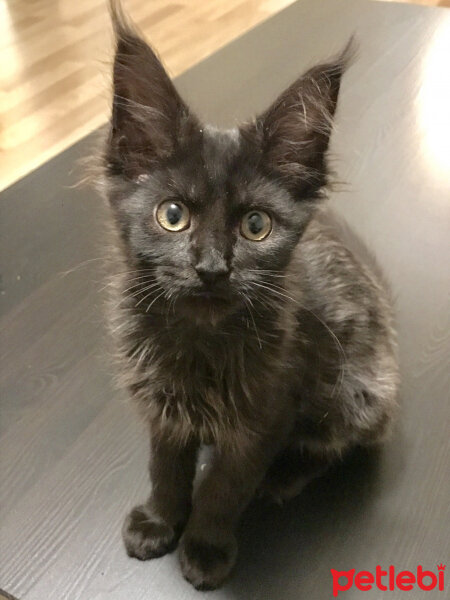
[242,39,355,198]
[109,0,134,39]
[106,1,199,180]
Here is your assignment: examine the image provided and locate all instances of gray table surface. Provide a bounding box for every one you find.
[1,0,449,598]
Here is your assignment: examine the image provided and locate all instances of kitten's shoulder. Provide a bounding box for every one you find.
[293,209,393,319]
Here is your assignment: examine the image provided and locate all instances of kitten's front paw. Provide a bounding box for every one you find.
[178,534,237,591]
[122,504,178,560]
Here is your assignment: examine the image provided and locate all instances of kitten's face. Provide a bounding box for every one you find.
[114,128,311,323]
[105,14,349,324]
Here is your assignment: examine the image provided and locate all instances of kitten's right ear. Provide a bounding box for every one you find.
[106,1,198,180]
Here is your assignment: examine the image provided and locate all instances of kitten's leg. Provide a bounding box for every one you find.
[258,446,334,504]
[123,426,198,560]
[178,441,274,590]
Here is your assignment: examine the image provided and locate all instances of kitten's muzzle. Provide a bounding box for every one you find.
[194,250,230,285]
[194,264,230,285]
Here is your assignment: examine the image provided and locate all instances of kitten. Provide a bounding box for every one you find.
[101,2,399,591]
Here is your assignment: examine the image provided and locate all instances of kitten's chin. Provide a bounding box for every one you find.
[180,296,237,327]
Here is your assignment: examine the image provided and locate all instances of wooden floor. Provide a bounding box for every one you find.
[0,0,449,191]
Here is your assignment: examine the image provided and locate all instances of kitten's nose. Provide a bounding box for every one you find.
[194,252,230,285]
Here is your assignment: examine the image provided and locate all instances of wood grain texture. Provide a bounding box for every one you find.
[1,0,449,192]
[0,591,20,600]
[1,0,449,598]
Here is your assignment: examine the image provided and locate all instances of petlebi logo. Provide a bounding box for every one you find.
[331,564,446,597]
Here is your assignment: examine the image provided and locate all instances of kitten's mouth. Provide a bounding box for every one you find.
[189,289,229,301]
[186,292,233,310]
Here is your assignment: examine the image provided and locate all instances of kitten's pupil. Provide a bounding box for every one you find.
[248,212,263,235]
[167,203,182,225]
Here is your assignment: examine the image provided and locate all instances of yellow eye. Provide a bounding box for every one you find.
[240,211,272,241]
[156,201,190,232]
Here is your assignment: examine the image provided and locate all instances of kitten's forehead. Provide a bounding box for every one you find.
[203,125,240,149]
[202,125,239,145]
[165,125,295,215]
[201,126,241,185]
[164,125,243,206]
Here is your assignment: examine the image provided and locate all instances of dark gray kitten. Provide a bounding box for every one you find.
[101,4,399,591]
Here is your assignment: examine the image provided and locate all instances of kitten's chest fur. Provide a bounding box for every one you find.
[116,307,296,444]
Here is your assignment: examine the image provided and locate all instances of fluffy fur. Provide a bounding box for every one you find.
[100,2,399,590]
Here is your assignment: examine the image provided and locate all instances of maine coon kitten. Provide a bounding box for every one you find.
[101,3,399,591]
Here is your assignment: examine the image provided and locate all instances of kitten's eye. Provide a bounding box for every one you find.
[240,211,272,241]
[156,201,190,232]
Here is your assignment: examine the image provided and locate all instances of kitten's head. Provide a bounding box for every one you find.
[103,3,351,325]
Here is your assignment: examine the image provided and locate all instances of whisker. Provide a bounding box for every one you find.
[239,291,263,350]
[121,278,158,295]
[58,257,105,278]
[145,289,167,313]
[135,285,163,308]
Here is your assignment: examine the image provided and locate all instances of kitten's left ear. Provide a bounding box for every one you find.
[241,41,354,197]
